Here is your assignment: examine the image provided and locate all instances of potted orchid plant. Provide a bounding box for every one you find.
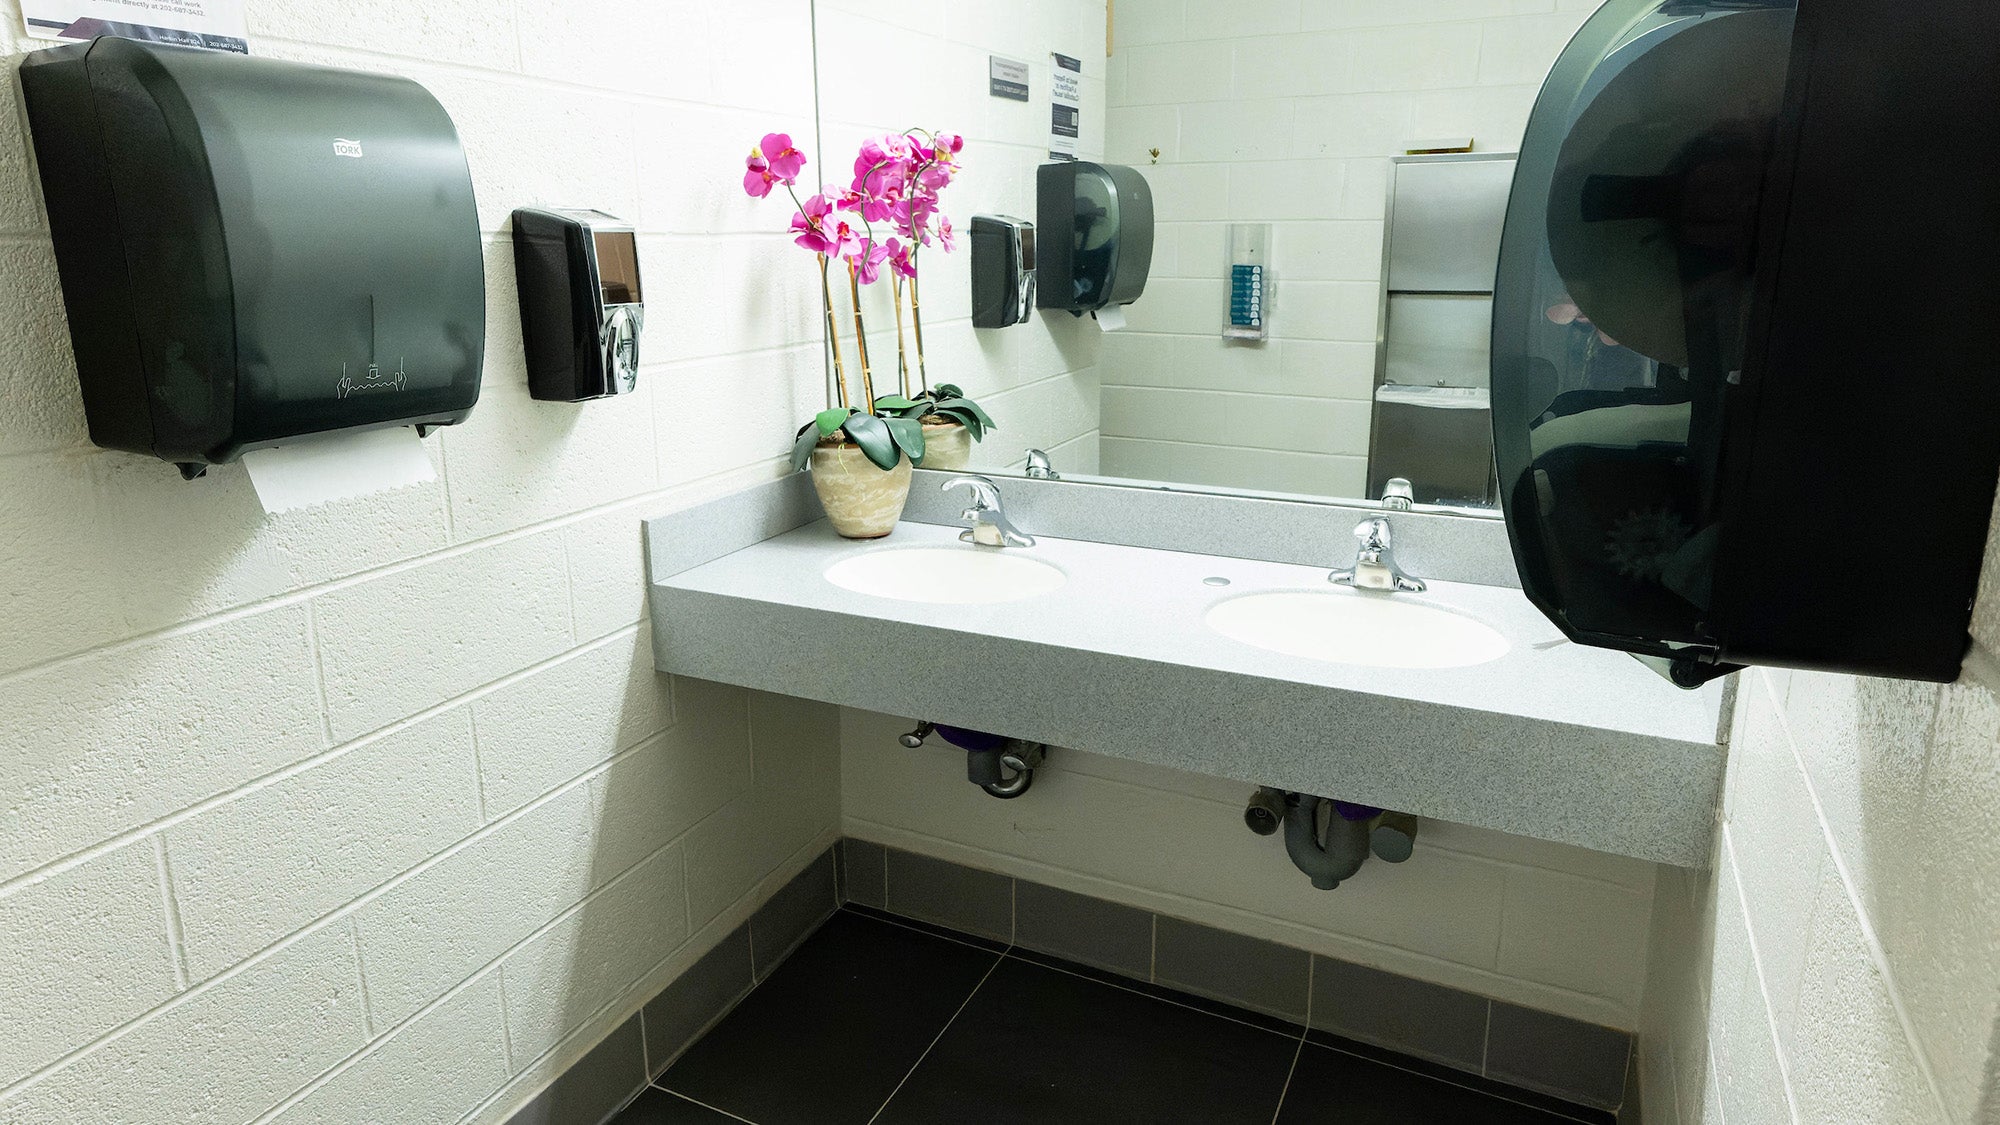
[742,129,997,536]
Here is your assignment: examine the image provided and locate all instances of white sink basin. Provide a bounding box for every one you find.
[823,547,1066,604]
[1206,590,1510,669]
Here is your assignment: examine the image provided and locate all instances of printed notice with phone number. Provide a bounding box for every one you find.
[22,0,248,52]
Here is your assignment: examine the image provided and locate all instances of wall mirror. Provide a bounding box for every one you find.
[807,1,1605,517]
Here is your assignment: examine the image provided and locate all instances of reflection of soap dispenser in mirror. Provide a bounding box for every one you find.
[1223,223,1271,341]
[512,208,645,402]
[970,214,1036,328]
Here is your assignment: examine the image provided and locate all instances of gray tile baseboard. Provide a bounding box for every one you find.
[506,839,1636,1123]
[842,838,1638,1117]
[505,847,841,1125]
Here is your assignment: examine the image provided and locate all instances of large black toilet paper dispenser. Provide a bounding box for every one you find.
[19,37,485,479]
[1492,0,2000,685]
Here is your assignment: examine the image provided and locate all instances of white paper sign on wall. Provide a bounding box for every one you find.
[1049,52,1081,161]
[22,0,249,53]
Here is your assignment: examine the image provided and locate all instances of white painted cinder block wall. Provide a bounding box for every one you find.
[0,2,859,1121]
[1639,497,2000,1123]
[1097,0,1602,499]
[812,0,1111,479]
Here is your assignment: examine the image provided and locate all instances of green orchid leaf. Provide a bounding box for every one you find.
[958,399,997,430]
[815,407,852,438]
[883,416,927,465]
[934,407,984,441]
[790,424,821,472]
[873,395,920,412]
[934,383,964,399]
[929,397,993,426]
[841,412,901,470]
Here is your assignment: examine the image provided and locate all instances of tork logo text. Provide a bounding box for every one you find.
[332,138,364,158]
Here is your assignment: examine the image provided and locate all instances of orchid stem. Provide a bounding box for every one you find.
[910,272,929,397]
[848,261,875,408]
[819,255,849,411]
[892,274,912,400]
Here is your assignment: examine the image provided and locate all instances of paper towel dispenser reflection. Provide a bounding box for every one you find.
[19,37,485,480]
[512,208,645,401]
[1035,161,1154,316]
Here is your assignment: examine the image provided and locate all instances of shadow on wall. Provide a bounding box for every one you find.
[519,682,846,1116]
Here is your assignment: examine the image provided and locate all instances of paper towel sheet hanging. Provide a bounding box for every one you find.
[240,428,437,514]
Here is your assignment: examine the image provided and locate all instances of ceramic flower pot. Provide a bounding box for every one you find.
[810,441,913,538]
[920,418,973,470]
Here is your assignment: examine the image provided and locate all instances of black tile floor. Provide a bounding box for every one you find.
[617,907,1614,1125]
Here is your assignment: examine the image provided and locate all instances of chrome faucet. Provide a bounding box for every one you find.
[943,475,1035,548]
[1380,477,1414,511]
[1330,516,1426,592]
[1024,449,1060,479]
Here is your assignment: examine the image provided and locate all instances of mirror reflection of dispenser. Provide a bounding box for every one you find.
[1034,161,1155,318]
[970,215,1036,328]
[511,208,645,402]
[1223,223,1271,341]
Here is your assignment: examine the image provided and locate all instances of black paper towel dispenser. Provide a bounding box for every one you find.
[19,37,485,479]
[1492,0,2000,685]
[1035,161,1153,316]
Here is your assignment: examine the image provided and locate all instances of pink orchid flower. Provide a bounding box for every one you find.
[894,193,938,242]
[848,237,892,285]
[935,216,956,252]
[851,133,915,197]
[886,237,917,280]
[761,133,806,183]
[789,191,835,251]
[742,149,776,198]
[858,181,904,224]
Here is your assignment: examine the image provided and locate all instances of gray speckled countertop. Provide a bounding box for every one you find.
[650,514,1726,866]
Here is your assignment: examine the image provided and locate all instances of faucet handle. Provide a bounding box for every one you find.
[942,474,1002,511]
[1024,449,1059,479]
[1353,516,1391,546]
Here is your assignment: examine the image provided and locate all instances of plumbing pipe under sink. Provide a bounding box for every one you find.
[898,720,1049,799]
[1284,795,1376,890]
[1274,794,1420,890]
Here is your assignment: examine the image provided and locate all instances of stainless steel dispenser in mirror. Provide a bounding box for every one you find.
[1369,153,1515,508]
[512,208,645,402]
[970,215,1035,328]
[1035,162,1154,316]
[18,37,485,479]
[1492,0,2000,685]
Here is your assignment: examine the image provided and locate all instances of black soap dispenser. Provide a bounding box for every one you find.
[512,208,646,402]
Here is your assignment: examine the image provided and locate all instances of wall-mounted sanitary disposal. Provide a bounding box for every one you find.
[20,37,485,479]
